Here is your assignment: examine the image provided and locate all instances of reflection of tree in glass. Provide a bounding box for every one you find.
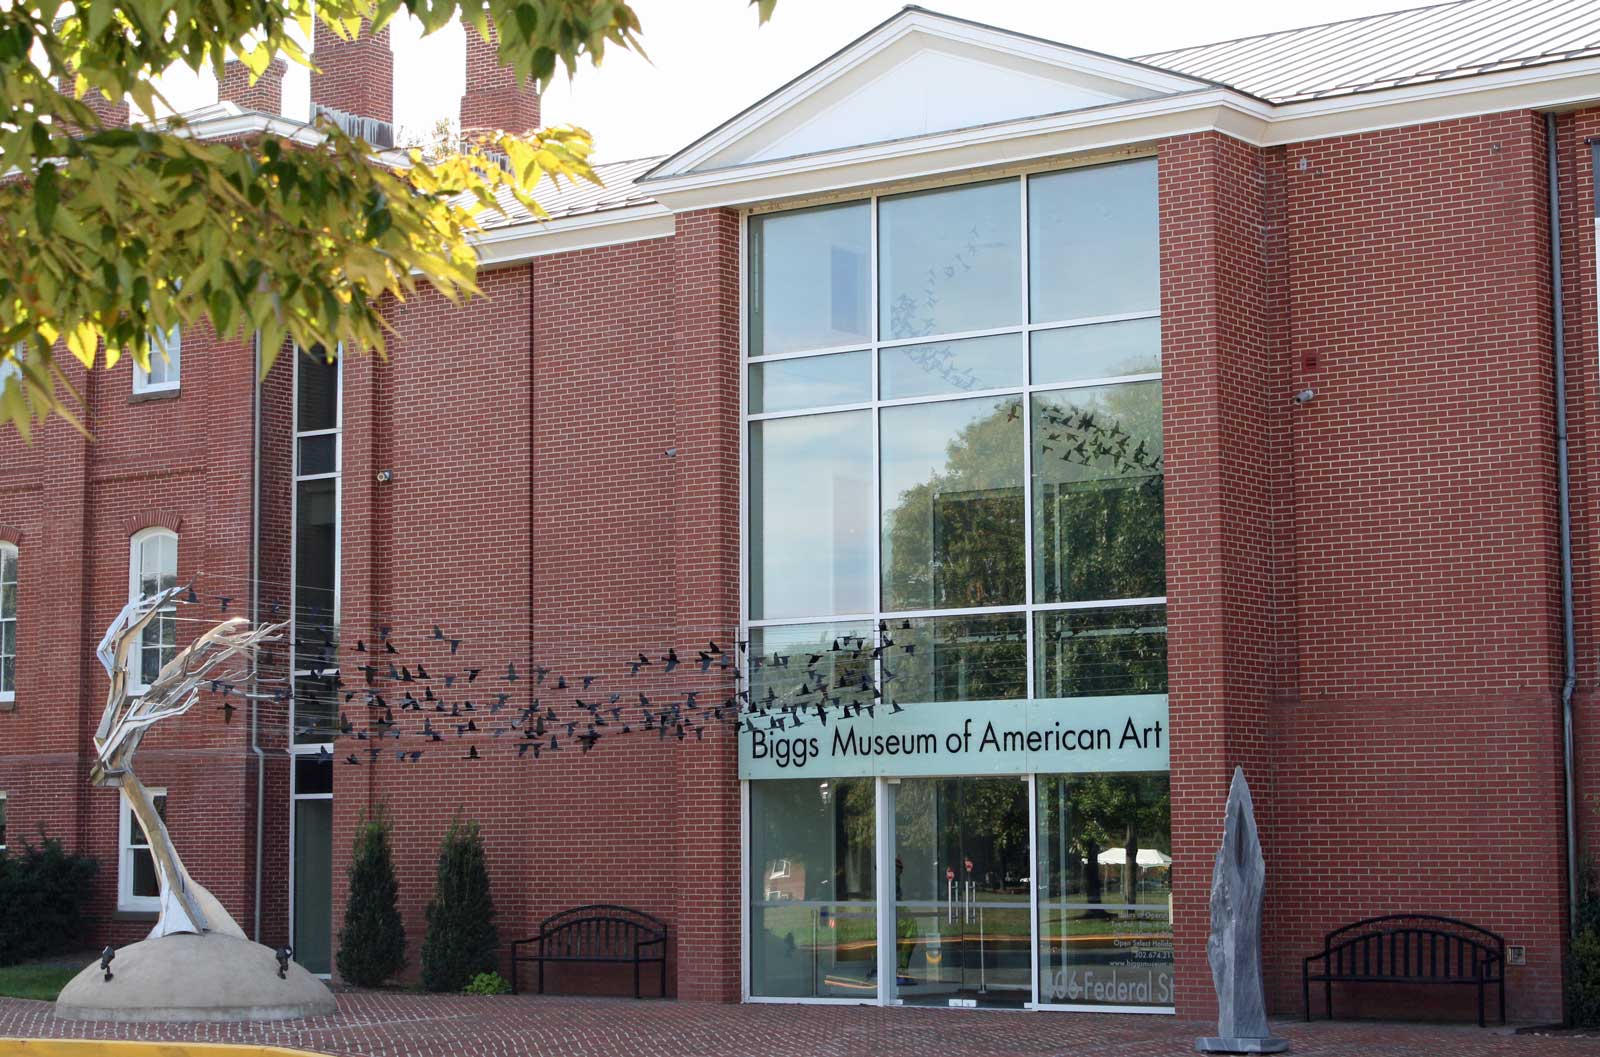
[1033,384,1165,604]
[883,400,1025,612]
[1037,606,1167,698]
[893,614,1026,705]
[1038,774,1170,917]
[886,225,989,394]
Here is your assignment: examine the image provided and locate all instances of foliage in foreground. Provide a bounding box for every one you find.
[0,834,99,967]
[1569,856,1600,1027]
[0,0,776,440]
[336,806,407,987]
[420,814,498,992]
[464,970,511,995]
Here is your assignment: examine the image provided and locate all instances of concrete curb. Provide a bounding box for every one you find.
[1,1040,323,1056]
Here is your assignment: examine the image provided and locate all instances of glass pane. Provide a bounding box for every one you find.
[892,777,1032,1007]
[294,798,335,975]
[1031,317,1161,386]
[880,334,1022,400]
[0,798,7,847]
[750,203,870,356]
[890,613,1026,704]
[131,848,159,898]
[748,351,870,414]
[880,180,1021,342]
[749,623,875,722]
[295,674,340,745]
[297,346,339,432]
[0,656,10,695]
[881,396,1024,612]
[298,434,337,477]
[1034,606,1167,698]
[295,478,338,635]
[749,778,876,998]
[294,755,334,795]
[1029,159,1159,323]
[1036,773,1172,1007]
[1031,382,1164,603]
[749,412,873,620]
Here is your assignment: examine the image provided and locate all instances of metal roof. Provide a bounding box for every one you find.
[1137,0,1600,103]
[476,155,664,229]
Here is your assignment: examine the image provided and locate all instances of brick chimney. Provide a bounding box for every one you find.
[460,24,540,139]
[310,19,394,133]
[219,57,287,116]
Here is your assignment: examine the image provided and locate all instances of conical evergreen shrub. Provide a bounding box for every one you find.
[421,814,498,992]
[335,806,406,987]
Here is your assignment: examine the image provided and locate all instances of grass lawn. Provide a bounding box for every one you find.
[0,962,81,1001]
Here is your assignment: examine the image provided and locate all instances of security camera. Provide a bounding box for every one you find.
[1292,389,1316,405]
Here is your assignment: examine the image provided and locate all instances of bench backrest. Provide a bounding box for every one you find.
[539,904,667,958]
[1321,914,1503,979]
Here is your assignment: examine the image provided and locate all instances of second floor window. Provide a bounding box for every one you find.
[0,543,15,703]
[133,327,181,395]
[129,529,178,688]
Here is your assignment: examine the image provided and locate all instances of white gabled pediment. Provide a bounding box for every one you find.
[647,7,1212,179]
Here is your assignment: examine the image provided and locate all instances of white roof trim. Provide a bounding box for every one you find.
[641,52,1600,212]
[473,204,676,267]
[646,6,1215,181]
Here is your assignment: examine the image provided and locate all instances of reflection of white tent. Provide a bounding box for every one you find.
[1097,848,1172,867]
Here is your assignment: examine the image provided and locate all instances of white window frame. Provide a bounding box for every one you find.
[0,541,15,705]
[132,326,181,395]
[117,787,166,912]
[128,527,179,694]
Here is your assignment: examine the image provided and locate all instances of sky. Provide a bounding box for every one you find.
[161,0,1435,161]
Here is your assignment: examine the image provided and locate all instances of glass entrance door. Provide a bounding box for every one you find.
[890,777,1031,1007]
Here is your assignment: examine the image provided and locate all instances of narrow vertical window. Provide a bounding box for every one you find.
[132,327,181,395]
[0,793,8,852]
[0,543,14,704]
[118,790,167,911]
[129,528,178,689]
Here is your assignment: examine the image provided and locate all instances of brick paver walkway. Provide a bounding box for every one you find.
[0,993,1592,1056]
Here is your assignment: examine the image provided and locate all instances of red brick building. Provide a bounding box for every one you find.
[3,0,1600,1026]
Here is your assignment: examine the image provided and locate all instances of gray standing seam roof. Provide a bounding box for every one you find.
[1137,0,1600,102]
[478,0,1600,229]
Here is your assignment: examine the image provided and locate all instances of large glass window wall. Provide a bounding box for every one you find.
[744,158,1169,1009]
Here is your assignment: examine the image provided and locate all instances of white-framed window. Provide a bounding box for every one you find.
[118,789,166,911]
[0,344,23,397]
[132,327,181,395]
[128,528,178,691]
[0,542,14,704]
[0,793,8,852]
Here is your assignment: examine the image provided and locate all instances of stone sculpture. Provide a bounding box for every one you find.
[1196,767,1288,1054]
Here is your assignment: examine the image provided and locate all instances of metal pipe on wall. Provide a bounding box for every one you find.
[1545,111,1580,936]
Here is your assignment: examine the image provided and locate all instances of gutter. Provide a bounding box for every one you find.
[1545,112,1580,935]
[249,330,265,943]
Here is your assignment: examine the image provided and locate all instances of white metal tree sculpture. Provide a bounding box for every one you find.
[92,586,283,940]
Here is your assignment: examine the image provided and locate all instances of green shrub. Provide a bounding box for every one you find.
[420,815,498,993]
[335,807,407,987]
[463,971,510,996]
[0,832,98,966]
[1570,857,1600,1028]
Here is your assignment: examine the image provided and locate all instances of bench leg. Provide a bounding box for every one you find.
[511,957,518,996]
[1477,980,1484,1028]
[634,956,641,1000]
[660,958,667,998]
[1500,976,1506,1025]
[1325,979,1332,1020]
[538,958,545,996]
[1302,969,1310,1022]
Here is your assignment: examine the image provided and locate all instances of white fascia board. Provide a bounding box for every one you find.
[181,110,326,148]
[642,56,1600,212]
[644,90,1269,211]
[649,8,1213,180]
[473,204,676,267]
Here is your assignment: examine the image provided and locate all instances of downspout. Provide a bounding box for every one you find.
[250,330,266,943]
[1546,112,1580,935]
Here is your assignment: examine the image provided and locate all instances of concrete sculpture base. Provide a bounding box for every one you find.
[1197,1036,1290,1053]
[54,933,336,1022]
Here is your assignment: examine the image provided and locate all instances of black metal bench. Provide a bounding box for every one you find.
[1303,913,1505,1026]
[510,904,668,998]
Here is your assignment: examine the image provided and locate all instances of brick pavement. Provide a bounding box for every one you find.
[0,994,1592,1057]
